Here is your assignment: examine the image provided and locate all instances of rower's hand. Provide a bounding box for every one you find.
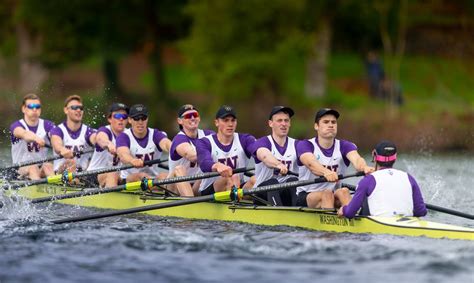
[323,170,338,182]
[363,165,375,175]
[337,206,344,217]
[131,158,144,168]
[214,163,233,178]
[106,143,117,155]
[60,148,74,159]
[275,163,288,176]
[34,137,46,148]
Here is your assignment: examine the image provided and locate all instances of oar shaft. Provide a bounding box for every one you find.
[151,167,253,186]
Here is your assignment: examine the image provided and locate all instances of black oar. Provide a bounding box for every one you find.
[342,183,474,220]
[0,148,94,173]
[2,158,167,190]
[52,172,363,224]
[31,167,253,204]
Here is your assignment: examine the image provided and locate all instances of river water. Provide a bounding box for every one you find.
[0,153,473,283]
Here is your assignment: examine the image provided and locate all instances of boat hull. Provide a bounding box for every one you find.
[11,185,474,241]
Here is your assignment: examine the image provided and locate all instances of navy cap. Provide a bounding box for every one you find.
[315,108,340,122]
[215,105,237,119]
[178,104,198,117]
[129,104,148,118]
[268,106,294,120]
[108,103,129,114]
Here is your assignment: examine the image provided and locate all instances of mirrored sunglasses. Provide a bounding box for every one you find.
[69,105,84,111]
[132,115,148,121]
[181,112,199,119]
[112,113,128,120]
[26,103,41,110]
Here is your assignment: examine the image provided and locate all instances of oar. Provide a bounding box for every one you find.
[342,183,474,220]
[52,172,363,224]
[2,158,167,190]
[30,167,253,204]
[0,148,94,173]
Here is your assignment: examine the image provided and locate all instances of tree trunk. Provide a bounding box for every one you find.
[16,22,48,93]
[103,56,123,100]
[305,16,332,98]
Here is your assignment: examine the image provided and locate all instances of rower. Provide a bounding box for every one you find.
[9,93,56,180]
[296,108,374,209]
[116,104,171,184]
[338,141,427,218]
[50,95,96,174]
[251,106,299,206]
[86,103,129,188]
[167,104,214,197]
[196,105,256,196]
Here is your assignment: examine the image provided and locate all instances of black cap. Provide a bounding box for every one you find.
[129,104,148,118]
[268,106,294,120]
[108,103,129,114]
[374,140,397,156]
[215,105,237,119]
[178,104,198,117]
[315,108,340,122]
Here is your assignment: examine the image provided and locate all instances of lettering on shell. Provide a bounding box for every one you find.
[319,215,354,226]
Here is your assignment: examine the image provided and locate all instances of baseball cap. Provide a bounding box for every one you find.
[215,105,237,119]
[108,103,129,114]
[315,108,340,122]
[177,104,198,117]
[373,140,397,162]
[268,106,294,120]
[129,104,148,118]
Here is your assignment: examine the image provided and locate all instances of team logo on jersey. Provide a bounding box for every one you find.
[316,154,321,160]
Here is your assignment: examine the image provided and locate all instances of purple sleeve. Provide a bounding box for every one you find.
[340,140,358,167]
[343,175,376,219]
[116,133,131,148]
[50,126,64,139]
[170,135,190,161]
[44,120,56,133]
[196,137,214,172]
[239,133,256,158]
[203,129,215,136]
[251,137,272,163]
[9,121,24,143]
[296,140,314,166]
[409,174,427,217]
[153,130,168,151]
[85,126,97,146]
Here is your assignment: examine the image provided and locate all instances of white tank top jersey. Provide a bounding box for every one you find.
[199,133,250,192]
[297,139,348,194]
[168,129,208,177]
[120,128,163,179]
[87,126,120,171]
[53,124,93,171]
[11,119,49,164]
[368,168,414,217]
[254,135,298,186]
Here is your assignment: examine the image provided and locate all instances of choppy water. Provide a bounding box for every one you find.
[0,153,473,283]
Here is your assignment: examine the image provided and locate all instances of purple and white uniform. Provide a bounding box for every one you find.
[253,135,298,187]
[87,125,120,171]
[50,122,95,171]
[10,119,55,164]
[296,138,356,194]
[116,128,167,179]
[196,133,255,192]
[168,129,214,177]
[343,168,427,218]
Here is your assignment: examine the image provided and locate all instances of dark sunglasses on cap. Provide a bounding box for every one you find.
[132,115,148,121]
[180,112,199,119]
[69,105,84,111]
[112,113,128,120]
[26,103,41,110]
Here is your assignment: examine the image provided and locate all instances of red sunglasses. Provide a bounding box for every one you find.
[181,112,199,119]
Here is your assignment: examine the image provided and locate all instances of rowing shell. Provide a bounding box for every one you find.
[9,184,474,241]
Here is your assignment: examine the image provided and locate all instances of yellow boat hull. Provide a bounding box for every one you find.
[11,184,474,241]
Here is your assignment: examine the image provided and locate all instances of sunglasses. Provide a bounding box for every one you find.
[26,103,41,110]
[180,112,199,119]
[69,105,84,111]
[132,115,148,121]
[112,113,128,120]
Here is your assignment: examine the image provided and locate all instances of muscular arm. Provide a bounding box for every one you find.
[117,146,143,167]
[300,152,337,180]
[159,138,172,153]
[346,150,375,174]
[50,135,73,158]
[176,142,198,163]
[256,147,288,174]
[13,127,45,147]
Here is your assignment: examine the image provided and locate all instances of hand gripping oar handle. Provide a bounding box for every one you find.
[51,171,362,224]
[342,183,474,220]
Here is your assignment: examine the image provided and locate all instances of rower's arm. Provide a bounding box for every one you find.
[346,150,375,174]
[300,152,337,181]
[256,147,288,175]
[159,138,172,153]
[117,146,142,167]
[95,131,111,149]
[176,142,197,163]
[13,126,44,146]
[50,135,73,158]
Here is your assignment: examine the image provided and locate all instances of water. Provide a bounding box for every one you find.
[0,153,473,283]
